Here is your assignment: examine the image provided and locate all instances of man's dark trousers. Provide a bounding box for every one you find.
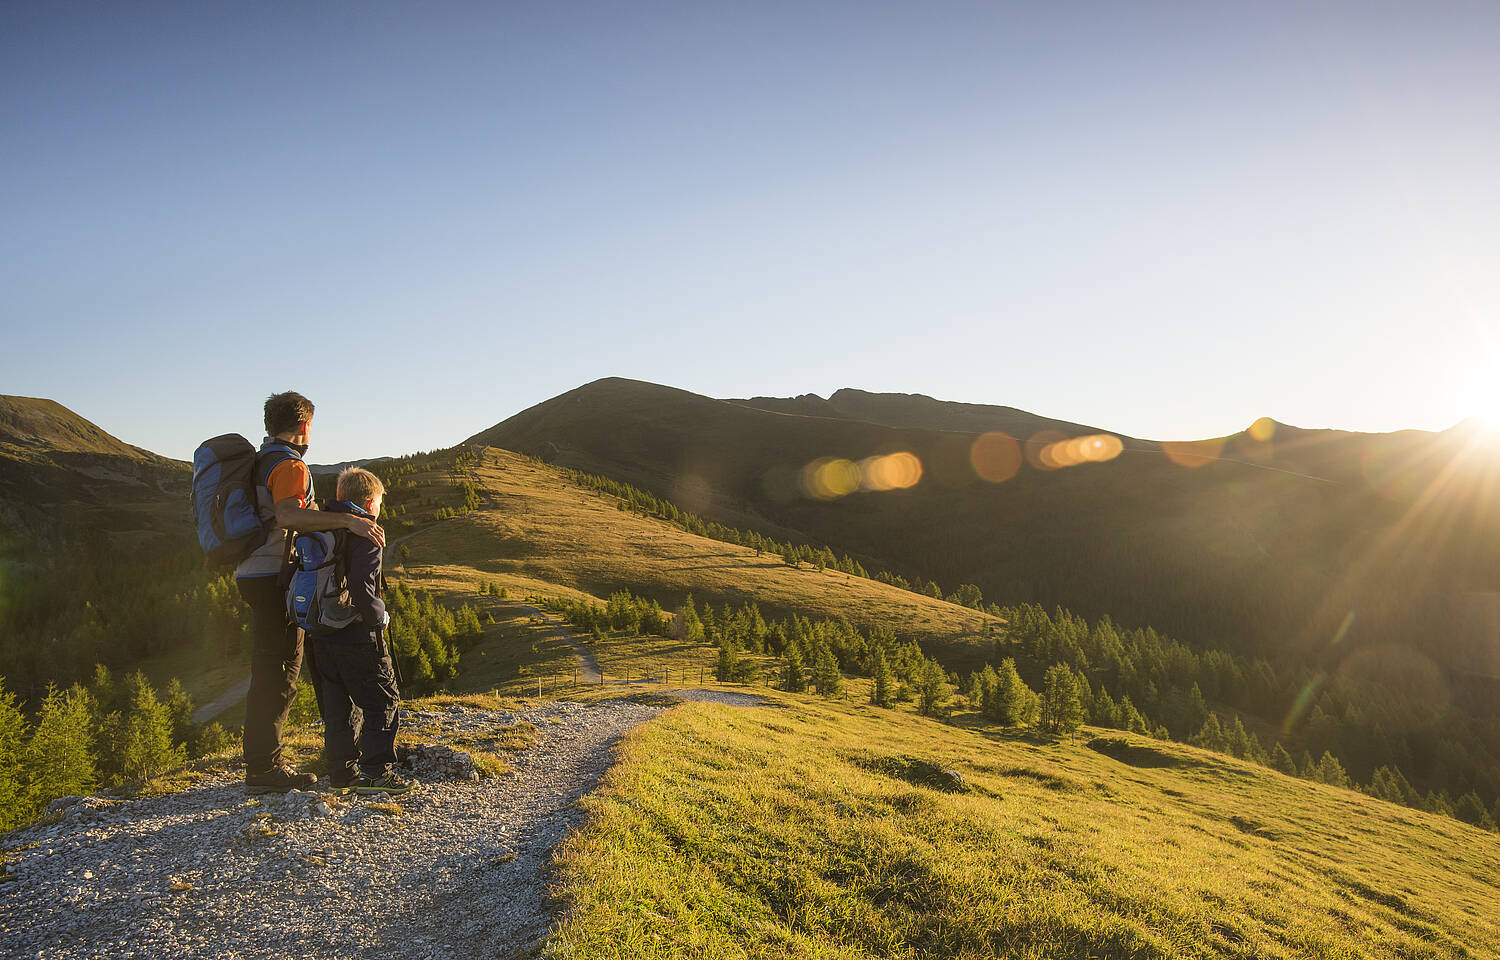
[313,631,400,781]
[238,576,314,774]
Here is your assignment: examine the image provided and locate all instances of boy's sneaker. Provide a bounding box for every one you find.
[245,764,318,795]
[353,770,414,796]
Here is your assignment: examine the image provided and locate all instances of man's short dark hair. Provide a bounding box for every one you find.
[264,392,315,436]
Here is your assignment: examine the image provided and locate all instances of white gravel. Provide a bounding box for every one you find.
[0,696,716,960]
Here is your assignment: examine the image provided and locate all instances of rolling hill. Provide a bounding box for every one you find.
[468,378,1500,687]
[0,394,188,540]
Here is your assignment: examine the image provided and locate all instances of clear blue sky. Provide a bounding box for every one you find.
[3,1,1498,462]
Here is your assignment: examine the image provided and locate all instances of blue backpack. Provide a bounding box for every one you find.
[190,435,302,566]
[286,530,361,635]
[191,434,266,566]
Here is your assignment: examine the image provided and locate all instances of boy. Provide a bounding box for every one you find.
[314,467,412,795]
[237,392,385,795]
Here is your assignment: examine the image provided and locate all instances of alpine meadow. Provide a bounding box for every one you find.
[2,383,1498,958]
[6,4,1500,957]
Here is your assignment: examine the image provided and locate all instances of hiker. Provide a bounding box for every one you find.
[237,392,386,795]
[311,467,412,795]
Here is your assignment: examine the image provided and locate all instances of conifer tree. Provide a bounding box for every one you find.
[993,659,1031,726]
[1316,751,1349,788]
[917,659,949,717]
[25,684,97,807]
[978,664,999,720]
[1118,695,1150,735]
[1039,663,1084,734]
[813,644,842,697]
[963,672,983,706]
[1193,714,1225,751]
[871,649,895,707]
[193,721,235,757]
[674,595,703,643]
[115,673,184,781]
[1270,742,1298,776]
[1226,717,1252,758]
[1185,683,1210,735]
[1453,792,1497,830]
[0,682,31,832]
[1297,750,1319,782]
[716,641,740,683]
[163,678,195,747]
[782,645,807,693]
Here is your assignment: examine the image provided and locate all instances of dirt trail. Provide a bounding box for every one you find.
[1,692,764,960]
[510,603,604,684]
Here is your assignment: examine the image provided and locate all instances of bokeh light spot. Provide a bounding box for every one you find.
[799,457,862,500]
[1162,437,1227,469]
[970,432,1022,483]
[861,452,923,491]
[1249,417,1277,442]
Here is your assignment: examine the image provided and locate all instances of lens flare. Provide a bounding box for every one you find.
[861,452,923,491]
[1162,437,1227,469]
[1249,417,1277,442]
[1025,430,1069,471]
[971,432,1022,483]
[799,458,861,500]
[1041,433,1124,468]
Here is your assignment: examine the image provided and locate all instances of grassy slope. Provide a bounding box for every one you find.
[390,447,1001,667]
[547,697,1500,959]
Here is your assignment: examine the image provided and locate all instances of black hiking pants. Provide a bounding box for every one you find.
[238,576,322,774]
[312,631,400,782]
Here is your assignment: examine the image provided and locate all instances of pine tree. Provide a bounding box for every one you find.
[963,671,983,706]
[24,684,97,808]
[115,673,185,781]
[716,642,740,683]
[1317,751,1349,788]
[163,678,195,746]
[871,649,895,707]
[978,664,999,720]
[0,681,32,832]
[1118,695,1150,735]
[813,644,842,697]
[1454,792,1497,830]
[1185,682,1210,736]
[917,659,949,717]
[1193,714,1225,751]
[1039,664,1084,735]
[1226,717,1252,758]
[994,659,1034,726]
[193,721,235,757]
[675,595,704,643]
[1270,743,1298,776]
[782,644,808,693]
[1297,750,1319,782]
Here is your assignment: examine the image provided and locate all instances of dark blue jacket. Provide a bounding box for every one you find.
[318,499,386,640]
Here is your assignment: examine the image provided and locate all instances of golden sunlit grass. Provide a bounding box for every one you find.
[387,447,1000,667]
[545,696,1500,959]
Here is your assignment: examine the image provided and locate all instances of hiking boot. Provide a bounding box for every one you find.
[353,770,414,796]
[245,764,318,795]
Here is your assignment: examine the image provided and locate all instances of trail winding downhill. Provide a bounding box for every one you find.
[1,692,765,960]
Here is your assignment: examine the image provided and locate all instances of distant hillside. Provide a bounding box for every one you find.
[0,395,187,540]
[469,378,1500,685]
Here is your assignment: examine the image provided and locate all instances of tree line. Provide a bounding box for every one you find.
[0,669,234,832]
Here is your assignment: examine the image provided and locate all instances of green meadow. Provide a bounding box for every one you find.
[546,697,1500,959]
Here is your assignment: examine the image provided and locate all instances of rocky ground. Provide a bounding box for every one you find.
[0,692,761,960]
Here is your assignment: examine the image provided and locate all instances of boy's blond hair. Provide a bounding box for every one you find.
[337,467,385,504]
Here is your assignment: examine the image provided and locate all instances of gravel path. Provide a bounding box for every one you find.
[0,695,767,960]
[510,604,602,684]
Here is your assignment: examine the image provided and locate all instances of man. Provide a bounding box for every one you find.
[235,391,386,794]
